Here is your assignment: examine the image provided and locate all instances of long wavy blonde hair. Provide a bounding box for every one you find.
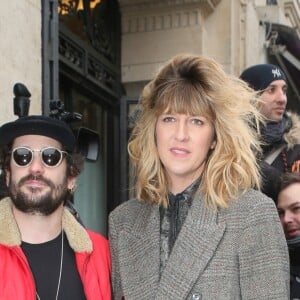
[128,54,262,209]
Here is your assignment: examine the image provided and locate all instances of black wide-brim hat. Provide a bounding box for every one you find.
[0,115,76,151]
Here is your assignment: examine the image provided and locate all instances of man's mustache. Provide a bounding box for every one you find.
[18,174,55,189]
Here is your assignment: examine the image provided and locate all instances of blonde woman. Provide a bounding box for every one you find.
[109,54,289,299]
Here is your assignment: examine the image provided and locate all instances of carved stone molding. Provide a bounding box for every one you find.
[284,0,300,36]
[119,0,221,15]
[122,10,201,34]
[120,0,222,34]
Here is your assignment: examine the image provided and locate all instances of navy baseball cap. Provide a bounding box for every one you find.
[240,64,286,91]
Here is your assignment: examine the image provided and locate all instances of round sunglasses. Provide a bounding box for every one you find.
[11,147,68,168]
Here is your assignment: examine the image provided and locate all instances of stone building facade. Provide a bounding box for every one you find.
[0,0,299,233]
[119,0,300,108]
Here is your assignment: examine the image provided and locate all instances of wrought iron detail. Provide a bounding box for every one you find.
[59,36,83,68]
[58,0,120,66]
[88,55,113,87]
[59,30,119,97]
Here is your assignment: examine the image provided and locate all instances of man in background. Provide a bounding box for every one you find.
[241,64,300,199]
[277,172,300,298]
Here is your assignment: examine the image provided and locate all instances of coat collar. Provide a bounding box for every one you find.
[117,202,161,299]
[285,111,300,149]
[119,194,226,299]
[0,197,92,252]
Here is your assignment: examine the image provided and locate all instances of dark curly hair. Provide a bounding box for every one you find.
[276,172,300,203]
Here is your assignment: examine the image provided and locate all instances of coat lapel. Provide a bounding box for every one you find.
[118,203,161,299]
[157,194,226,299]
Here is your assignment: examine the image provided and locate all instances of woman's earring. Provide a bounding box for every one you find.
[211,141,216,149]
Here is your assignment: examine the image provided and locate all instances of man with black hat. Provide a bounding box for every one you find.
[240,64,300,199]
[0,115,111,299]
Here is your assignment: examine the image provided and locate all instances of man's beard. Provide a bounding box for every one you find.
[8,174,71,216]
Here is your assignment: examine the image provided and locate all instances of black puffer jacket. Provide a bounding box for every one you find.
[260,112,300,200]
[288,237,300,299]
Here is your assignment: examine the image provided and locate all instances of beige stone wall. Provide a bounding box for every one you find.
[120,1,213,96]
[121,3,205,82]
[119,0,300,98]
[119,0,248,97]
[240,1,266,71]
[0,0,42,125]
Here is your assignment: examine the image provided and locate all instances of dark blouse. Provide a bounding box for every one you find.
[159,179,200,274]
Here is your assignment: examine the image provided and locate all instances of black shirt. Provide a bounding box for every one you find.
[21,231,86,300]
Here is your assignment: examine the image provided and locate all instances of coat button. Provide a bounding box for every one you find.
[192,292,201,300]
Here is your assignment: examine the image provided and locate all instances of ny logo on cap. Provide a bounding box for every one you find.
[272,68,282,78]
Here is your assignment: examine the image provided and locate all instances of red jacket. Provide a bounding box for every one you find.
[0,198,111,300]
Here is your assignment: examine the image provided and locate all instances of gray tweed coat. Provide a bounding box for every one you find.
[109,189,289,300]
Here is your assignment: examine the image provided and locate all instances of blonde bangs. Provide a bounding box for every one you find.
[154,80,215,120]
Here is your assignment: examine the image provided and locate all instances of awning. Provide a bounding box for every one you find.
[265,22,300,106]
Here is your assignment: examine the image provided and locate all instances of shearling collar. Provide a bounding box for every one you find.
[284,111,300,149]
[0,197,92,253]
